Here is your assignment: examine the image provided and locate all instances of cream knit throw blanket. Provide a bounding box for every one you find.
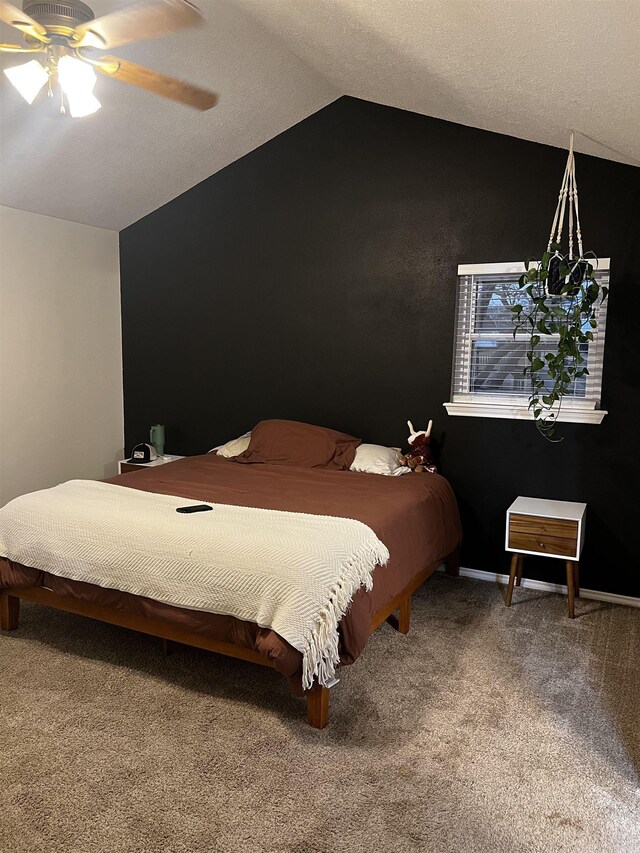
[0,480,389,689]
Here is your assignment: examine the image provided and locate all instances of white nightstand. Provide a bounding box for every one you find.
[505,496,586,618]
[118,454,185,475]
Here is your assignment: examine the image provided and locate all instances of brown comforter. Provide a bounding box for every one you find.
[0,454,461,693]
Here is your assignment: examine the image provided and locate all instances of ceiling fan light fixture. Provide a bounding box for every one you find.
[57,54,96,95]
[57,54,100,117]
[3,58,48,104]
[66,90,101,117]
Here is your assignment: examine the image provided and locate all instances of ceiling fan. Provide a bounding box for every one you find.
[0,0,218,116]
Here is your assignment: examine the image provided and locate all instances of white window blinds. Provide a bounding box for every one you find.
[445,261,610,423]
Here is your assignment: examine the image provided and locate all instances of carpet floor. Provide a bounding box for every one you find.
[1,575,639,853]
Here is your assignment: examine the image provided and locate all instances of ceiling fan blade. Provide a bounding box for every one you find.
[0,42,44,53]
[0,1,48,41]
[73,0,203,50]
[95,55,218,111]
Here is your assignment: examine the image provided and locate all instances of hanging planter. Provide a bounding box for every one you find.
[511,133,609,440]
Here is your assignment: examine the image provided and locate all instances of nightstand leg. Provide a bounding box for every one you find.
[574,562,580,598]
[516,554,523,587]
[506,553,519,607]
[566,561,576,619]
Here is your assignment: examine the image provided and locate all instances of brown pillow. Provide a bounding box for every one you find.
[233,420,361,469]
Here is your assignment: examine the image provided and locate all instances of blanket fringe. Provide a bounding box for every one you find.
[301,538,389,690]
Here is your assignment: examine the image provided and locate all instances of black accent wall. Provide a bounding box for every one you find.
[120,97,640,596]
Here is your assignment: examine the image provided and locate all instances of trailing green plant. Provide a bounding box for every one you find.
[510,132,608,440]
[511,246,608,440]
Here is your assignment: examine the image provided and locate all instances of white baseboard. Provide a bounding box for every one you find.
[438,565,640,609]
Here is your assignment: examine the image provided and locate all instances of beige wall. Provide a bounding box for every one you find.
[0,206,123,505]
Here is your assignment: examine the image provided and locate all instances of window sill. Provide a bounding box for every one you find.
[443,401,607,424]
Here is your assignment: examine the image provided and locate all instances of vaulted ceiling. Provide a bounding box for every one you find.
[1,0,638,231]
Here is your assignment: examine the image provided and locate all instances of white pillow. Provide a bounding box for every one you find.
[350,444,411,476]
[211,431,252,458]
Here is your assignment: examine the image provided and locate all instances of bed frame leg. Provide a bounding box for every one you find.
[306,686,330,729]
[0,593,20,631]
[398,593,411,634]
[444,546,461,577]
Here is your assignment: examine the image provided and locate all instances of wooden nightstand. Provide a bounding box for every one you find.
[505,496,586,618]
[118,454,185,475]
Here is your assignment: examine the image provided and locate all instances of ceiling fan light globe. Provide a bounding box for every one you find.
[66,91,101,118]
[3,59,48,104]
[57,54,97,96]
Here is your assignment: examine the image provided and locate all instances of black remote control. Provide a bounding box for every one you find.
[176,504,213,513]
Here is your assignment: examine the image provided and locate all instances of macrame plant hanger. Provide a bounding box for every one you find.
[546,132,584,295]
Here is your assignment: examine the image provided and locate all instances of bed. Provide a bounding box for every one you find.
[0,428,461,729]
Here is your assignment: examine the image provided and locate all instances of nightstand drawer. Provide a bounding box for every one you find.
[509,513,578,540]
[508,530,578,557]
[508,513,578,557]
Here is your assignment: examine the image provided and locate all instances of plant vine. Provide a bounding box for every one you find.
[511,244,608,441]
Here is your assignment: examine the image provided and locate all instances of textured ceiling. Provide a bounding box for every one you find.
[1,0,638,231]
[235,0,640,167]
[0,0,337,230]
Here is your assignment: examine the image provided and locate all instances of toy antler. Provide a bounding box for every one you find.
[407,419,433,438]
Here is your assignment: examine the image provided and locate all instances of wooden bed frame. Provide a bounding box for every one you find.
[0,548,460,729]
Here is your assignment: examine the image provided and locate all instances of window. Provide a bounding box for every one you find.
[444,261,610,423]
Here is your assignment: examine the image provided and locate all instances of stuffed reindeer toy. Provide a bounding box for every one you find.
[399,420,437,473]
